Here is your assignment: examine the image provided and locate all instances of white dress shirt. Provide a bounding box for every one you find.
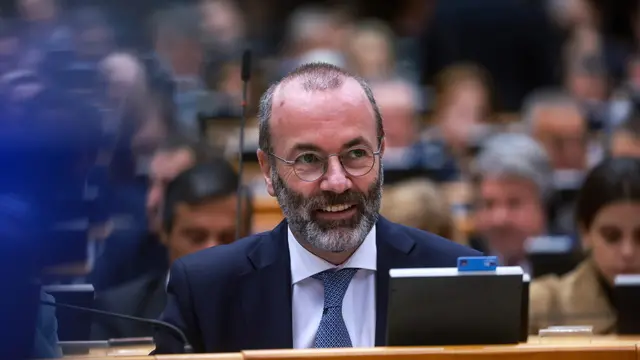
[288,226,377,349]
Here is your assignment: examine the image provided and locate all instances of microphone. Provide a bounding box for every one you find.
[40,300,193,353]
[236,49,251,241]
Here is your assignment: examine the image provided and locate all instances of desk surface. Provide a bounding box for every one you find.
[62,336,640,359]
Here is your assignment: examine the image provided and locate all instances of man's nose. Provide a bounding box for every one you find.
[491,207,511,225]
[319,156,352,194]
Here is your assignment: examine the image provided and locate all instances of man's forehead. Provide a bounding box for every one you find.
[269,77,375,137]
[175,195,238,220]
[273,77,367,106]
[533,105,584,132]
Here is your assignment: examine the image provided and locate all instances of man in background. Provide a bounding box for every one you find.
[472,133,553,271]
[372,79,459,181]
[88,136,214,291]
[92,158,252,339]
[523,91,589,171]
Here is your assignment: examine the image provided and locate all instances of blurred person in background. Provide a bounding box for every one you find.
[380,178,458,243]
[529,157,640,335]
[277,5,350,76]
[346,19,397,83]
[199,0,247,118]
[92,159,252,340]
[100,52,170,182]
[88,136,214,291]
[372,79,458,181]
[547,0,598,33]
[426,63,495,176]
[95,52,169,239]
[472,133,554,270]
[199,0,246,57]
[522,91,590,237]
[152,4,206,139]
[564,54,611,132]
[523,90,590,171]
[69,6,116,65]
[18,0,72,69]
[611,111,640,157]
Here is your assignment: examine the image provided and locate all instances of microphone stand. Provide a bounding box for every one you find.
[40,300,193,353]
[236,50,252,241]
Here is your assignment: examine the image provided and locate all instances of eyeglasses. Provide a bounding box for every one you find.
[269,141,382,182]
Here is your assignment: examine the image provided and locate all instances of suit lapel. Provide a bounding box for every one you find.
[374,217,416,346]
[138,275,167,320]
[239,220,293,350]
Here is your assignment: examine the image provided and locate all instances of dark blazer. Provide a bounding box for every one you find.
[154,217,481,354]
[88,230,169,292]
[92,272,167,340]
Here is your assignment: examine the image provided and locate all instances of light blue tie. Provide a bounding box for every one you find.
[313,268,358,348]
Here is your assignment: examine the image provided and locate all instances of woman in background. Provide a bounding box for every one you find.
[529,157,640,334]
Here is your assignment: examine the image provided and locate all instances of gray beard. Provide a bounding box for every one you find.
[271,166,383,253]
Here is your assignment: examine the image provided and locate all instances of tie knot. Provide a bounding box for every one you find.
[313,268,358,308]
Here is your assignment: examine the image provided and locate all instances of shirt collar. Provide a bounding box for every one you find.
[288,225,377,285]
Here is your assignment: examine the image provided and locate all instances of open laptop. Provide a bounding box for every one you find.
[387,265,523,346]
[614,274,640,334]
[42,284,95,341]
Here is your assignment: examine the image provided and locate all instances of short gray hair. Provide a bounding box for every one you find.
[258,62,384,154]
[475,133,553,201]
[521,89,581,132]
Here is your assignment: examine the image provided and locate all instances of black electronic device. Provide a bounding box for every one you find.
[387,266,524,346]
[614,274,640,334]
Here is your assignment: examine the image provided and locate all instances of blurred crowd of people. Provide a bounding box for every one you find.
[1,0,640,349]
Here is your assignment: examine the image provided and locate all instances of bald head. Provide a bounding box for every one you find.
[258,63,383,153]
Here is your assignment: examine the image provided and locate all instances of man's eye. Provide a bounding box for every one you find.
[348,149,367,158]
[298,153,320,164]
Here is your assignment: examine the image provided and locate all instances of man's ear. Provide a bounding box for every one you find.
[257,149,275,196]
[379,136,386,158]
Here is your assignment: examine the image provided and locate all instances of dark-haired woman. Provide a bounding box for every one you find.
[529,157,640,334]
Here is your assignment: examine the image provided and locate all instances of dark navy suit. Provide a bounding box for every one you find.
[154,217,481,354]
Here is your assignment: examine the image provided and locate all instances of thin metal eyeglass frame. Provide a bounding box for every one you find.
[268,140,383,182]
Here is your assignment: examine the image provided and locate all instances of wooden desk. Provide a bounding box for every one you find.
[62,337,640,359]
[242,343,638,360]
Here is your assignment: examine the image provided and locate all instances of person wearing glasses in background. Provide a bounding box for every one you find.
[154,63,480,354]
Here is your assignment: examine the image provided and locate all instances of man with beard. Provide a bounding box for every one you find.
[153,63,480,354]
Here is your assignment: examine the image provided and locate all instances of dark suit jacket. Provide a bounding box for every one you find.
[88,230,168,291]
[91,272,167,340]
[154,217,481,354]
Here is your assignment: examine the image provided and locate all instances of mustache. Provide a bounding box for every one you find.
[302,191,366,210]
